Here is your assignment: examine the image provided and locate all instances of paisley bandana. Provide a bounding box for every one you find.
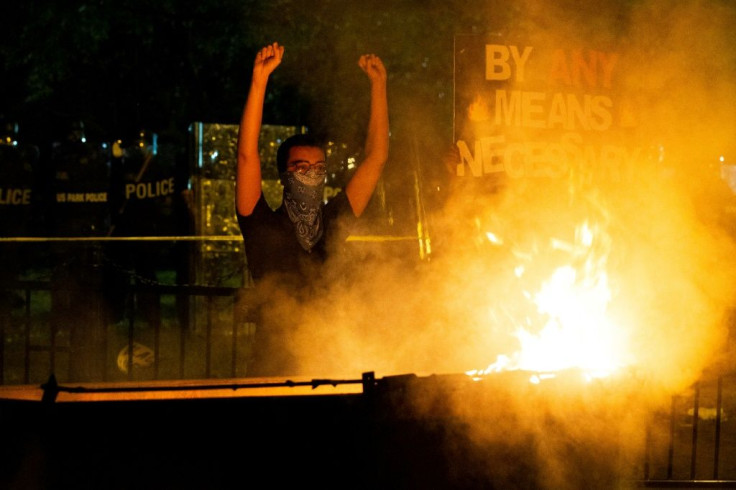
[281,170,325,252]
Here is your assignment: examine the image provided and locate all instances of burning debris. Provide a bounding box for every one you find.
[468,220,632,382]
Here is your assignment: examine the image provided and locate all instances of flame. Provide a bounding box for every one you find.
[467,95,491,122]
[469,222,632,383]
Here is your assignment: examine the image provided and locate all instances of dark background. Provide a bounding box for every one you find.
[0,0,658,252]
[0,0,642,155]
[2,5,736,488]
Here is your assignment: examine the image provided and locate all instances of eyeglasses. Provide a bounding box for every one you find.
[287,162,327,175]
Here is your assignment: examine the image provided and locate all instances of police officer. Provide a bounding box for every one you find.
[108,129,182,329]
[0,117,39,239]
[0,117,39,343]
[48,120,111,382]
[48,120,111,237]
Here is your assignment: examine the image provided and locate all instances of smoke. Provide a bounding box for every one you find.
[248,0,736,390]
[599,0,736,389]
[263,0,736,384]
[245,0,736,487]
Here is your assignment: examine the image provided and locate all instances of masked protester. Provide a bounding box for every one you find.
[235,42,389,376]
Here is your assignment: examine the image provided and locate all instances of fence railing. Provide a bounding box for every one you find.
[0,278,254,385]
[4,276,736,486]
[641,372,736,486]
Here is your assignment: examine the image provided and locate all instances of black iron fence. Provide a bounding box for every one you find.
[0,278,254,385]
[3,248,736,487]
[0,236,252,385]
[642,373,736,487]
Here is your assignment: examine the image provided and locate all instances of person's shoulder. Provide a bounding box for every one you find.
[324,190,351,216]
[238,193,273,219]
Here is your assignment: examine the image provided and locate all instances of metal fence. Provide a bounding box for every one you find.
[4,275,736,486]
[641,373,736,487]
[0,278,254,385]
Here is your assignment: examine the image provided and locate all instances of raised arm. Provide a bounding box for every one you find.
[345,54,389,218]
[236,42,284,216]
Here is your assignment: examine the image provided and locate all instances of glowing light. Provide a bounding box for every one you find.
[529,373,557,384]
[468,95,491,122]
[486,232,503,245]
[471,221,631,383]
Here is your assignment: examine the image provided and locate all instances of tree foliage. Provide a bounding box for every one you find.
[0,0,521,146]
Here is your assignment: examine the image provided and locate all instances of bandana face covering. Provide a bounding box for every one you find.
[281,170,325,252]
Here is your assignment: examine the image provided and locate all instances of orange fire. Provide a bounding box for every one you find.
[469,221,633,383]
[467,95,491,122]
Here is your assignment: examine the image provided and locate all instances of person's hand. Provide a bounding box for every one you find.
[252,42,284,83]
[358,54,386,85]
